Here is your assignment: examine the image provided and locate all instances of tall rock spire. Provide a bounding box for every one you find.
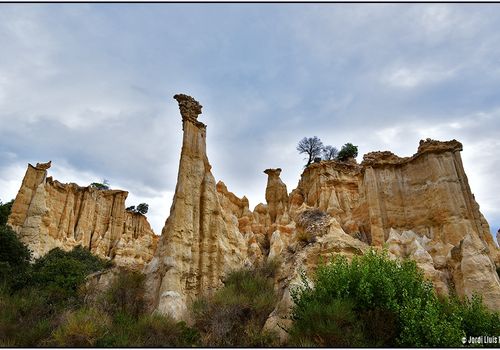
[144,94,246,320]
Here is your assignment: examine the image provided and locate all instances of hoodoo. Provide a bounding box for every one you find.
[144,94,247,320]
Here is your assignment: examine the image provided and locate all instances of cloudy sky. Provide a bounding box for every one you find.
[0,4,499,240]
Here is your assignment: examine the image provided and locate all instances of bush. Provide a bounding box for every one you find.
[0,200,13,227]
[32,246,111,301]
[126,203,149,215]
[289,250,493,347]
[0,225,31,290]
[337,142,358,161]
[102,270,146,318]
[136,203,149,214]
[132,314,199,347]
[50,307,111,347]
[0,286,58,346]
[192,261,279,347]
[90,182,109,190]
[456,294,500,342]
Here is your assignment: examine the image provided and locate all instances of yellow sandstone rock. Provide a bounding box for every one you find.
[7,162,157,270]
[144,94,247,320]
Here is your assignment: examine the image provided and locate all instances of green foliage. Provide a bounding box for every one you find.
[0,225,31,290]
[0,286,56,346]
[83,270,199,347]
[0,200,13,227]
[126,203,149,215]
[50,307,111,347]
[102,270,146,318]
[0,225,31,270]
[128,314,199,347]
[136,203,149,214]
[289,250,500,347]
[192,260,279,347]
[289,297,365,347]
[32,246,111,300]
[90,179,110,190]
[337,142,358,161]
[456,294,500,343]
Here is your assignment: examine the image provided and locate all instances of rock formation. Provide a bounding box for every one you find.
[144,94,247,320]
[7,94,500,331]
[264,168,289,224]
[7,162,158,270]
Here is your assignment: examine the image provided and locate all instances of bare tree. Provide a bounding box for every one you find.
[322,145,338,160]
[297,136,324,166]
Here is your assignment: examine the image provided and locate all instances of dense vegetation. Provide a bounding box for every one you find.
[0,208,279,347]
[289,250,500,347]
[0,200,13,226]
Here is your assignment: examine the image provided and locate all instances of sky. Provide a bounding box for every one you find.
[0,4,499,241]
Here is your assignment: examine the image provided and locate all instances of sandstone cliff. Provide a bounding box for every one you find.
[144,94,247,320]
[7,161,158,270]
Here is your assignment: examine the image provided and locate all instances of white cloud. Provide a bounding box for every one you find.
[383,65,457,88]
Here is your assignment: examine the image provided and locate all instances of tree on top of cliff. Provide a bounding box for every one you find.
[297,136,324,166]
[90,179,110,190]
[322,145,339,160]
[136,203,149,215]
[337,143,358,161]
[126,203,149,215]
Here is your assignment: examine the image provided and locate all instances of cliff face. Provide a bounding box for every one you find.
[144,94,247,320]
[7,162,158,270]
[295,139,497,259]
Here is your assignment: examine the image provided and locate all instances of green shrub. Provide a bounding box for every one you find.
[288,297,365,347]
[0,200,13,227]
[50,307,111,347]
[32,246,111,301]
[90,180,110,190]
[0,225,31,290]
[0,286,56,346]
[337,142,358,161]
[102,270,146,318]
[192,261,279,347]
[456,294,500,342]
[130,314,199,347]
[289,250,473,347]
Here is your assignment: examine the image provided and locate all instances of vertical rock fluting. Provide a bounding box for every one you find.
[144,94,247,320]
[7,162,158,270]
[360,139,497,260]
